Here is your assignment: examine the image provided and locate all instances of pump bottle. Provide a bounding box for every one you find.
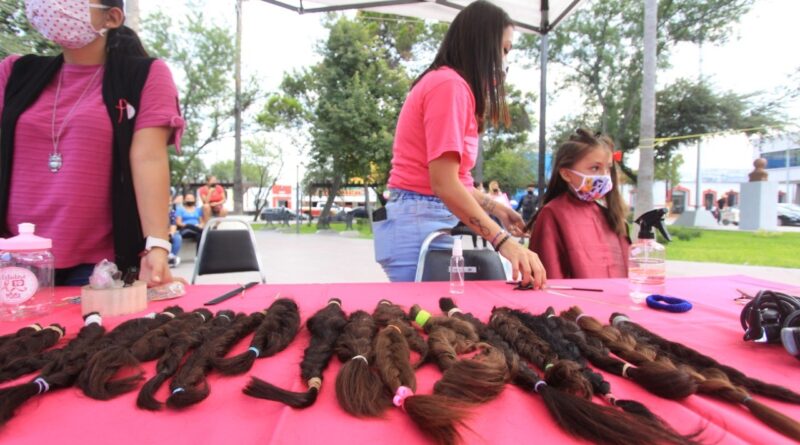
[449,237,465,295]
[629,208,671,303]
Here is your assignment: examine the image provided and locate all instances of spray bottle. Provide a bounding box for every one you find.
[629,208,670,303]
[449,237,465,295]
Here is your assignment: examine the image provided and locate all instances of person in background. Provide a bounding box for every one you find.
[516,184,537,244]
[168,204,181,268]
[199,175,228,219]
[528,129,630,278]
[175,193,204,242]
[372,1,546,287]
[0,0,183,286]
[488,180,512,207]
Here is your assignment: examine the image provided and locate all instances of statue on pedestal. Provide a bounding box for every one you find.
[749,158,768,182]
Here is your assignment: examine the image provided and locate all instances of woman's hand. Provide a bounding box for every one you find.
[139,249,184,287]
[498,239,546,289]
[495,205,525,237]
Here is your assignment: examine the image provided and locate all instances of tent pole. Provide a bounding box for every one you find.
[537,32,548,202]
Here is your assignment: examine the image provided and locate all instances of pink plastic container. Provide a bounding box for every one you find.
[0,223,55,320]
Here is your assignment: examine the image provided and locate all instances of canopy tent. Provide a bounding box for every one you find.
[258,0,586,199]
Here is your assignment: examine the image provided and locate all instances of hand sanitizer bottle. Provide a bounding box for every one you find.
[449,237,465,295]
[629,209,670,303]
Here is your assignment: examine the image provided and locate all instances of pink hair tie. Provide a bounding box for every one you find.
[393,386,413,409]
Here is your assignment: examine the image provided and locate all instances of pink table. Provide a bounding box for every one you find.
[0,275,798,445]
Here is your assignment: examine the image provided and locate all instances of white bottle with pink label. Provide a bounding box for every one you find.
[0,223,55,320]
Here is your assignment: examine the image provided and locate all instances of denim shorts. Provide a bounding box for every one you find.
[373,189,459,282]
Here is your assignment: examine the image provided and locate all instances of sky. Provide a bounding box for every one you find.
[137,0,800,184]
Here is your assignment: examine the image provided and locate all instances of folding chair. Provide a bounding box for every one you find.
[414,226,510,282]
[191,218,267,284]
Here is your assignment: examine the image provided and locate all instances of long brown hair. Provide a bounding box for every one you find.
[529,128,628,236]
[414,0,512,132]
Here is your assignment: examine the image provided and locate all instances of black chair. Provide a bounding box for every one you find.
[191,218,266,284]
[414,228,509,282]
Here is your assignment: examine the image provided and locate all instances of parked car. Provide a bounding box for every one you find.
[302,202,341,219]
[333,206,369,222]
[777,204,800,226]
[260,207,308,222]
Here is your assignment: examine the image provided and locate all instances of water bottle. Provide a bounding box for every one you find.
[629,209,670,303]
[449,237,464,295]
[0,223,55,320]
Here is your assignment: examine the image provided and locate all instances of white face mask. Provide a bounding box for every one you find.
[26,0,110,50]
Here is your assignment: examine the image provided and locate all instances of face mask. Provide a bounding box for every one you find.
[26,0,110,49]
[567,169,613,201]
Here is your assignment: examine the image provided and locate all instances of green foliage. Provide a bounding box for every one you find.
[483,86,536,158]
[483,148,537,192]
[0,0,57,59]
[666,229,800,268]
[660,225,702,242]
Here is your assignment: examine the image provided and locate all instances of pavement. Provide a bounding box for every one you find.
[171,219,800,287]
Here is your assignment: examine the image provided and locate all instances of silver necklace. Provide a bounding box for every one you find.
[49,66,103,173]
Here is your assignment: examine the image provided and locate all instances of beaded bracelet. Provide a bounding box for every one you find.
[490,229,507,248]
[495,234,511,251]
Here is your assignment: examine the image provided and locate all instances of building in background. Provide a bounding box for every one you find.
[754,133,799,204]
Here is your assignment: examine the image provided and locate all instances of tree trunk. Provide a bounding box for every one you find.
[636,0,658,219]
[363,183,372,230]
[233,0,244,214]
[318,176,342,230]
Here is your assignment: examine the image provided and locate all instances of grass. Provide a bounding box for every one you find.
[662,227,800,268]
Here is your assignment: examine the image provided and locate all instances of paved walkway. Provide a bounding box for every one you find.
[172,225,800,287]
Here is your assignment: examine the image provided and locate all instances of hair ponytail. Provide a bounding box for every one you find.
[100,1,149,58]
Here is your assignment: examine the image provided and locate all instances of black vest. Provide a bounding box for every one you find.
[0,54,155,274]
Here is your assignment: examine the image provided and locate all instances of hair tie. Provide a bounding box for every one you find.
[84,313,102,326]
[33,377,50,394]
[379,300,392,306]
[533,381,547,393]
[28,323,43,331]
[144,312,157,319]
[248,346,261,357]
[387,324,402,334]
[604,393,617,404]
[546,313,555,319]
[351,355,369,364]
[195,311,207,322]
[544,363,555,371]
[45,325,65,339]
[393,386,413,409]
[327,299,342,308]
[447,307,463,317]
[218,313,231,321]
[172,387,185,395]
[307,377,322,391]
[575,313,588,323]
[646,295,692,313]
[161,311,176,319]
[741,396,752,404]
[414,309,432,327]
[611,314,630,327]
[621,363,633,378]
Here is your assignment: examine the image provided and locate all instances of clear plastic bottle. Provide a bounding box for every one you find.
[629,209,670,303]
[449,237,465,295]
[0,223,55,320]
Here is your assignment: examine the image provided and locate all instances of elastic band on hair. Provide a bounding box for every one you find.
[611,314,631,327]
[575,313,588,323]
[84,313,102,326]
[217,313,231,321]
[248,347,261,357]
[533,381,547,393]
[172,387,185,395]
[604,393,617,403]
[646,294,693,313]
[161,311,176,319]
[546,313,555,318]
[45,325,65,339]
[307,377,322,391]
[379,300,392,306]
[195,311,207,322]
[28,323,43,331]
[447,307,463,317]
[33,377,50,394]
[144,312,157,319]
[392,386,413,409]
[742,396,752,404]
[387,324,402,334]
[414,309,432,327]
[351,355,369,364]
[621,363,632,378]
[327,299,342,307]
[544,363,554,371]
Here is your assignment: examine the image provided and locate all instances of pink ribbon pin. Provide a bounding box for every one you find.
[393,386,413,409]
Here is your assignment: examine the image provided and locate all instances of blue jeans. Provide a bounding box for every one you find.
[170,232,182,256]
[373,189,459,282]
[55,263,95,286]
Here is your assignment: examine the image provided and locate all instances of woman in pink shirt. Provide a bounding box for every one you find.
[0,0,182,286]
[528,129,631,278]
[373,0,546,287]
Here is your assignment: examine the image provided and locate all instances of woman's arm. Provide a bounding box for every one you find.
[130,126,176,286]
[429,153,546,288]
[470,188,525,237]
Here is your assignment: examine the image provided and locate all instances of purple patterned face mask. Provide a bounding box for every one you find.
[568,169,613,201]
[26,0,110,49]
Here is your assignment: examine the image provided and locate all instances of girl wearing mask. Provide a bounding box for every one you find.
[373,0,546,287]
[0,0,183,286]
[528,129,630,278]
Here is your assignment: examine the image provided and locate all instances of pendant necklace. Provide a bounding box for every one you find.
[49,66,103,173]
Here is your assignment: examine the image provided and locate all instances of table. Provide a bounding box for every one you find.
[1,275,798,445]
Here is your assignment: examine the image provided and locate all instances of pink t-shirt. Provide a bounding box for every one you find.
[387,67,478,195]
[0,55,184,268]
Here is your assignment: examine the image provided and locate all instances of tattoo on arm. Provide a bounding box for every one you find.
[480,196,497,214]
[468,217,492,237]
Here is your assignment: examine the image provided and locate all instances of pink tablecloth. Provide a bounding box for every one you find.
[0,275,798,445]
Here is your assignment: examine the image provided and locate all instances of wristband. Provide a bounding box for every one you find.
[495,234,511,251]
[140,236,171,257]
[490,229,507,248]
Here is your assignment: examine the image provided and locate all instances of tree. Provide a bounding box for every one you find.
[518,0,757,184]
[637,0,657,217]
[483,148,537,193]
[482,86,536,159]
[0,0,57,59]
[141,6,259,187]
